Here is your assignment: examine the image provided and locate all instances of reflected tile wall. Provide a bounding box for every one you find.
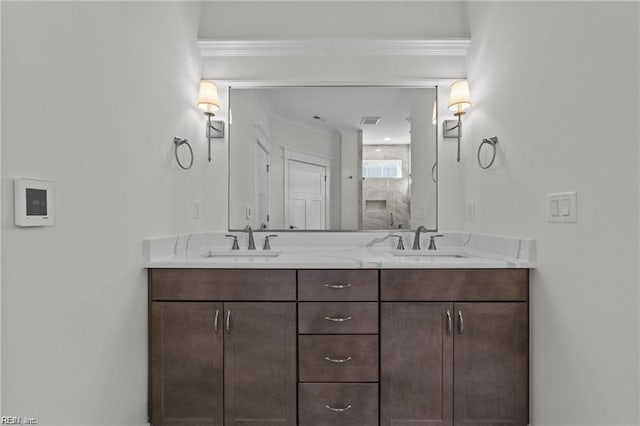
[362,144,411,229]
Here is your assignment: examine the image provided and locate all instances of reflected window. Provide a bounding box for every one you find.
[362,159,403,179]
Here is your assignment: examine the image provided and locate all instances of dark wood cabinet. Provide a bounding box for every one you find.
[149,270,297,426]
[381,270,529,426]
[453,302,529,426]
[150,268,529,426]
[381,302,454,426]
[151,302,224,425]
[297,270,380,426]
[224,302,297,425]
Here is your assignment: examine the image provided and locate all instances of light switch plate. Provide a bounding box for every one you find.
[547,192,577,223]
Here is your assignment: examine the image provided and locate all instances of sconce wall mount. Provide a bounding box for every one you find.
[198,81,225,162]
[443,80,472,163]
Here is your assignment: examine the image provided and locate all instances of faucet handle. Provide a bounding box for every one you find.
[263,234,278,250]
[225,234,240,250]
[389,234,405,250]
[428,234,444,250]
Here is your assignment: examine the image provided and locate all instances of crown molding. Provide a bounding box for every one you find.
[198,39,470,57]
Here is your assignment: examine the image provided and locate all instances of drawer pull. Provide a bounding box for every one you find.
[324,283,351,289]
[446,310,452,336]
[214,310,220,334]
[324,356,352,363]
[324,315,352,322]
[324,404,352,412]
[458,310,464,335]
[226,310,231,335]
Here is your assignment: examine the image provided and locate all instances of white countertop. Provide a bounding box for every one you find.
[144,232,535,269]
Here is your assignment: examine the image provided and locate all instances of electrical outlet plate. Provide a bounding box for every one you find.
[547,192,577,223]
[192,200,200,219]
[465,200,475,222]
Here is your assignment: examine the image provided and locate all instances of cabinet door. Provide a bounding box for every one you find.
[224,302,297,425]
[381,302,454,426]
[151,302,223,425]
[453,303,529,426]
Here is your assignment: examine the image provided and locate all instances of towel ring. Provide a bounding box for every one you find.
[174,137,194,170]
[477,136,498,169]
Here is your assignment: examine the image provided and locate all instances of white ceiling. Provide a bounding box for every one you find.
[251,87,434,145]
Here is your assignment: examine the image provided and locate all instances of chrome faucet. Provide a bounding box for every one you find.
[412,226,427,250]
[263,234,278,250]
[390,234,405,250]
[244,225,256,250]
[428,234,444,250]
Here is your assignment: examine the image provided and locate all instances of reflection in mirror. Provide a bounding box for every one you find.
[228,86,437,231]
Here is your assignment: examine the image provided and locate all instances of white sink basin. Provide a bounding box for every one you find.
[207,250,282,258]
[391,255,466,261]
[390,250,465,258]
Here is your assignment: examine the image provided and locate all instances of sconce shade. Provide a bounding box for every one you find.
[198,81,220,113]
[448,80,472,115]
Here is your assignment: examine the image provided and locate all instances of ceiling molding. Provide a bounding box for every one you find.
[198,39,470,57]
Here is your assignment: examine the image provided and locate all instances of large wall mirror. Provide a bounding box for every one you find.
[228,85,438,231]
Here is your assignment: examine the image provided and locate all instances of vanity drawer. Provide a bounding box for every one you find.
[381,269,529,301]
[299,302,378,334]
[298,270,378,301]
[299,383,378,426]
[299,335,378,382]
[150,269,296,301]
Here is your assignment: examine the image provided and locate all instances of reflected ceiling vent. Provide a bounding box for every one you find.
[360,116,381,125]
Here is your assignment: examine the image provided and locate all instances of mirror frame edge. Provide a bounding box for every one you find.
[221,79,449,233]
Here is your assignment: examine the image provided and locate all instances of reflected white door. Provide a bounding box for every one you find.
[287,160,326,230]
[255,141,269,229]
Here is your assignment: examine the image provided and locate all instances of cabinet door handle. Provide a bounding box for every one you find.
[458,310,464,335]
[225,310,231,335]
[214,310,220,334]
[324,283,351,289]
[324,404,352,412]
[446,310,452,336]
[324,315,352,322]
[324,356,352,363]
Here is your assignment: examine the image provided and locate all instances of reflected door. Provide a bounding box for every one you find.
[287,160,326,230]
[255,141,270,229]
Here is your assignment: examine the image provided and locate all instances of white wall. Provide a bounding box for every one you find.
[199,1,469,40]
[437,83,466,231]
[227,88,272,229]
[199,1,469,80]
[410,89,438,229]
[465,2,639,424]
[341,130,360,229]
[1,2,205,424]
[0,1,3,413]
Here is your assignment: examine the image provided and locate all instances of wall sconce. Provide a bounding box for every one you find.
[198,81,225,162]
[443,80,472,162]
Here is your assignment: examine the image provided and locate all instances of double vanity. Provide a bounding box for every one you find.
[145,232,534,426]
